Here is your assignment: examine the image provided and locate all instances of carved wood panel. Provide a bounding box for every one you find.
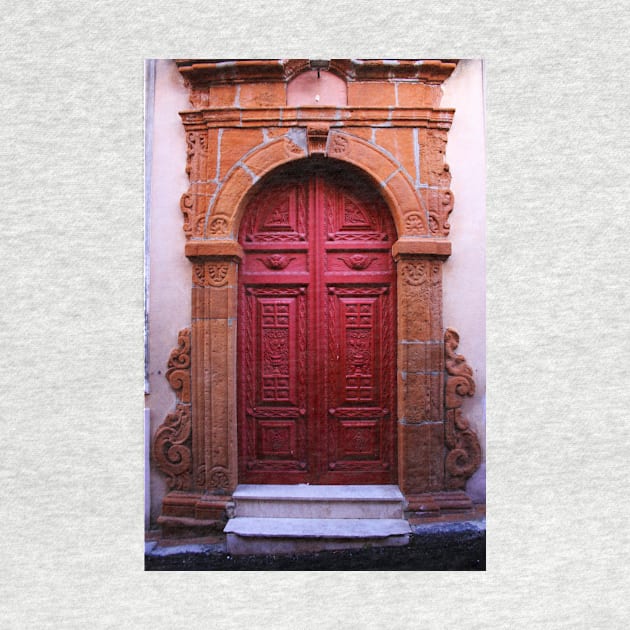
[238,162,397,484]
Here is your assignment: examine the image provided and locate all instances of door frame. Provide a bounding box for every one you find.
[181,130,452,498]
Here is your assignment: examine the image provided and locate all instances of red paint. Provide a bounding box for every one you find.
[238,161,397,484]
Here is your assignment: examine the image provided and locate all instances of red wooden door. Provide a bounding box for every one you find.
[238,162,397,484]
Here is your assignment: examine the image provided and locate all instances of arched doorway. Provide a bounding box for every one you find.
[237,159,398,484]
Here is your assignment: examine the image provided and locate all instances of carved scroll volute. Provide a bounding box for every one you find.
[153,328,193,491]
[153,404,192,490]
[165,328,191,403]
[444,328,481,489]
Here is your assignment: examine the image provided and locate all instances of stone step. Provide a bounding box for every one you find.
[225,516,411,555]
[232,484,405,519]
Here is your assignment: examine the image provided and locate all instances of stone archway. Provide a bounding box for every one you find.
[195,131,434,240]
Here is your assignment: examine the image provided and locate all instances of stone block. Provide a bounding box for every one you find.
[219,129,264,180]
[211,166,255,225]
[375,128,417,184]
[207,84,238,108]
[245,138,302,177]
[398,422,444,494]
[397,83,440,108]
[239,82,286,107]
[348,81,396,106]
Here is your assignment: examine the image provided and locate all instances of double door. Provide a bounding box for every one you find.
[238,162,397,484]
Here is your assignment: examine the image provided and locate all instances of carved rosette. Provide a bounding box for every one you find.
[153,328,193,491]
[444,328,481,489]
[153,404,192,491]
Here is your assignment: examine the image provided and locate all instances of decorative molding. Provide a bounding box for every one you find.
[444,328,482,489]
[180,107,454,130]
[392,239,451,259]
[153,404,192,491]
[185,240,244,260]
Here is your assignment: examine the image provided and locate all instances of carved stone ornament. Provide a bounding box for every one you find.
[401,260,428,286]
[284,137,304,157]
[209,466,231,491]
[404,212,426,235]
[153,404,192,491]
[307,124,330,156]
[329,134,349,156]
[208,216,229,236]
[428,189,454,236]
[444,328,482,489]
[154,329,193,491]
[192,261,230,287]
[165,328,191,403]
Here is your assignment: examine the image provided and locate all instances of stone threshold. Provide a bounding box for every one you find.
[233,483,405,501]
[225,516,410,538]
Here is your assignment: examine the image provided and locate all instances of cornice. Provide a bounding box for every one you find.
[179,106,455,130]
[175,59,457,85]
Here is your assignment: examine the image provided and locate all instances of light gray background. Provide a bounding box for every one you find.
[1,1,628,627]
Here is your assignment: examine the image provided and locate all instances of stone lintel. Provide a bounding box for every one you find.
[185,240,244,261]
[393,238,451,260]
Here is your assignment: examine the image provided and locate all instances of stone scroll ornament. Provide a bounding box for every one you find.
[444,328,482,489]
[165,328,191,403]
[153,328,193,491]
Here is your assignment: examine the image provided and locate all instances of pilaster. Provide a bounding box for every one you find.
[394,242,448,495]
[188,251,242,494]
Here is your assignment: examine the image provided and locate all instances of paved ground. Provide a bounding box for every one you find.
[145,520,485,571]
